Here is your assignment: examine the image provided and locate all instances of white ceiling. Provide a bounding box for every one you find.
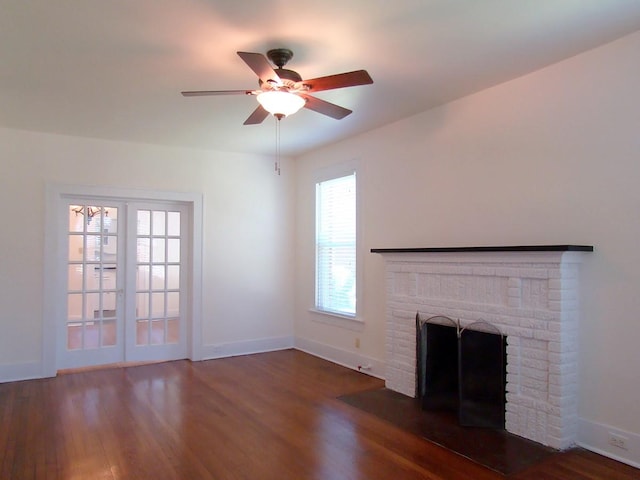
[2,1,640,157]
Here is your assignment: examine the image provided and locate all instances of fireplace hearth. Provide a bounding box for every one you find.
[372,245,592,449]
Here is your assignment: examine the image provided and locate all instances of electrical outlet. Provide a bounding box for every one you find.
[608,433,628,450]
[355,338,360,349]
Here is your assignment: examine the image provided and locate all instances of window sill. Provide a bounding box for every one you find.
[309,308,365,332]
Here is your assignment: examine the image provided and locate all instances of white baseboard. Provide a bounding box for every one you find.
[1,337,297,383]
[200,335,295,360]
[578,418,640,469]
[0,361,43,384]
[294,336,386,380]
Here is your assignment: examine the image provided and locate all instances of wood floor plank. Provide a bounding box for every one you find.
[0,350,638,479]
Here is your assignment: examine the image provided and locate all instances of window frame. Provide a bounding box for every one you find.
[312,161,362,324]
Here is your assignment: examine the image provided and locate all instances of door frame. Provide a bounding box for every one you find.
[43,184,203,376]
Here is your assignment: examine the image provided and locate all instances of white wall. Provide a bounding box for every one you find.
[1,26,638,469]
[294,30,640,466]
[0,128,295,378]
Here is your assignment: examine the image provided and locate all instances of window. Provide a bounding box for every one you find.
[315,171,357,317]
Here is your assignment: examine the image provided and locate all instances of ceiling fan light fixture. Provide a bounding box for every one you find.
[256,90,305,118]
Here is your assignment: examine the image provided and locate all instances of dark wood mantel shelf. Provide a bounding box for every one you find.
[370,245,593,254]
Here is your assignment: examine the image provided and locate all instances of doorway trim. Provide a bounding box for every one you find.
[43,184,203,377]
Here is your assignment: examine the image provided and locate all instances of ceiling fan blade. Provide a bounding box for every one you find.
[237,51,281,85]
[181,90,253,97]
[302,95,352,120]
[243,105,270,125]
[300,70,373,93]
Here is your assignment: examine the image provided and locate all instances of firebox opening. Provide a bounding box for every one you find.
[416,314,507,429]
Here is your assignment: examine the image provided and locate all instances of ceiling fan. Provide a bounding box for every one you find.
[181,48,373,125]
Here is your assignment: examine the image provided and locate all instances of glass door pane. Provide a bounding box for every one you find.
[63,203,124,367]
[127,203,187,362]
[135,208,181,346]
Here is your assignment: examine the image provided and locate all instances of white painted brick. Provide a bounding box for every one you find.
[548,351,578,366]
[546,436,564,450]
[521,358,549,372]
[534,310,561,321]
[548,362,577,376]
[520,338,547,349]
[548,278,563,290]
[508,286,521,297]
[521,386,548,401]
[547,413,577,429]
[508,277,522,287]
[506,345,520,357]
[549,382,578,397]
[506,398,523,411]
[549,372,578,387]
[548,341,578,354]
[547,395,574,412]
[504,326,535,338]
[494,267,521,277]
[521,366,548,381]
[505,412,518,426]
[521,376,549,392]
[505,381,519,394]
[506,373,520,386]
[533,329,560,342]
[473,266,497,276]
[520,318,548,330]
[506,297,521,308]
[547,321,578,334]
[395,329,416,342]
[382,250,585,448]
[548,300,563,311]
[521,347,548,361]
[539,403,563,417]
[547,425,565,440]
[507,392,533,406]
[520,268,549,279]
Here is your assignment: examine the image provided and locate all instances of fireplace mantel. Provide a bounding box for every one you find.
[371,245,593,254]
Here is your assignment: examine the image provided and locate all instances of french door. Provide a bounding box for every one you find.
[60,199,189,369]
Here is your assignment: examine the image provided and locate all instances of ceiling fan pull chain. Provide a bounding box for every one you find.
[275,117,281,175]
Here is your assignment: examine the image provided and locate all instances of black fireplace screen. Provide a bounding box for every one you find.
[416,313,506,429]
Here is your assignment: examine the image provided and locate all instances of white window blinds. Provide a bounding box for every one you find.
[315,172,356,316]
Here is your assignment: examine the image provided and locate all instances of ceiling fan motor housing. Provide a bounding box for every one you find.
[267,48,294,68]
[261,49,303,89]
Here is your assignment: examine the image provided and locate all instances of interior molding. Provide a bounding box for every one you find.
[309,309,365,331]
[200,335,295,360]
[43,183,204,375]
[294,336,385,380]
[0,361,42,384]
[578,418,640,469]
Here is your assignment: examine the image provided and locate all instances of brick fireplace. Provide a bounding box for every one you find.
[372,245,592,450]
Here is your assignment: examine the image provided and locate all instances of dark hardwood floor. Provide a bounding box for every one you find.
[0,350,638,479]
